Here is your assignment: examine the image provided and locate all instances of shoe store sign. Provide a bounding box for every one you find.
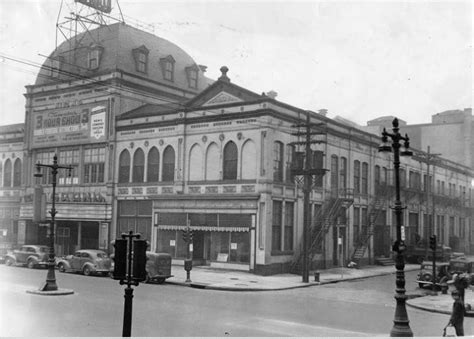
[32,101,107,148]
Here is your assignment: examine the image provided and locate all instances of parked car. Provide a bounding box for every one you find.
[145,252,173,284]
[416,261,451,289]
[57,249,112,276]
[405,243,452,264]
[449,257,474,285]
[110,251,173,284]
[4,245,50,268]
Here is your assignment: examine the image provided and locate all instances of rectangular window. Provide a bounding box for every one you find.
[285,145,295,183]
[284,202,294,251]
[353,161,360,194]
[273,142,283,182]
[58,149,80,185]
[361,162,368,194]
[83,146,106,184]
[313,151,324,188]
[138,52,147,73]
[89,49,100,69]
[164,61,174,81]
[272,201,282,252]
[399,168,406,187]
[35,151,55,185]
[188,69,198,88]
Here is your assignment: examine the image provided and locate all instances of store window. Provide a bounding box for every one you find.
[13,158,21,187]
[84,146,105,184]
[273,141,284,182]
[132,148,145,183]
[147,147,159,182]
[162,146,175,182]
[272,200,282,251]
[58,149,79,185]
[223,141,238,180]
[284,202,294,251]
[117,200,152,241]
[118,150,130,183]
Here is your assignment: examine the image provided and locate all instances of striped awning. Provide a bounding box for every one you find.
[158,225,249,232]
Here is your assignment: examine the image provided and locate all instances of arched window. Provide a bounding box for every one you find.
[241,140,257,180]
[189,144,203,181]
[285,144,295,183]
[132,149,145,183]
[147,147,159,182]
[339,157,347,190]
[354,160,361,194]
[205,143,219,180]
[3,159,12,187]
[162,146,175,182]
[273,141,284,182]
[13,158,21,187]
[118,150,131,183]
[223,141,238,180]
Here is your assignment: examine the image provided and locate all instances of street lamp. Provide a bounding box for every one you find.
[33,154,72,292]
[379,118,414,337]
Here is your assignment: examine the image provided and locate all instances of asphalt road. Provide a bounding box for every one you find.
[0,265,472,337]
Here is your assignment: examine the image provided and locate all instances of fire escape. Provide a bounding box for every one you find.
[350,183,393,265]
[291,188,354,274]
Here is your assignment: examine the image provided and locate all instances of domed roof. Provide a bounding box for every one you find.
[35,22,211,91]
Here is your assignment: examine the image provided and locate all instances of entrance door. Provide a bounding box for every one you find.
[332,226,346,267]
[57,227,70,256]
[192,231,206,265]
[373,225,391,257]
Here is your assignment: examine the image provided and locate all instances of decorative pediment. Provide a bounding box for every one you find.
[203,92,243,106]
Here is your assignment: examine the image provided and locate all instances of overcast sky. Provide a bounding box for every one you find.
[0,0,472,126]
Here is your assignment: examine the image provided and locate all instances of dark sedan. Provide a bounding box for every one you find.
[57,249,112,276]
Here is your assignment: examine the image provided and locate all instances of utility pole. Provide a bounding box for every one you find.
[291,111,327,283]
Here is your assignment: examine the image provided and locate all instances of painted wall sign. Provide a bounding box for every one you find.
[32,102,107,148]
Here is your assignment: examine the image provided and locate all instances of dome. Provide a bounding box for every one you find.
[35,22,211,91]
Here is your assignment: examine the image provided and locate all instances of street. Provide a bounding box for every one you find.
[0,265,472,337]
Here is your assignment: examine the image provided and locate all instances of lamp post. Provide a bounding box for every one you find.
[34,154,72,292]
[379,118,413,337]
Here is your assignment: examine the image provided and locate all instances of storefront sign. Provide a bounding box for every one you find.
[217,253,228,262]
[32,102,107,148]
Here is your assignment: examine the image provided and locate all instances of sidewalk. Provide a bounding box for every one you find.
[167,263,419,291]
[166,263,474,316]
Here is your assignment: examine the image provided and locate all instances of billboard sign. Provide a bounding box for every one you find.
[75,0,112,13]
[32,102,107,148]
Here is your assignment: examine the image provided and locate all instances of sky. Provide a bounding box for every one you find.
[0,0,472,126]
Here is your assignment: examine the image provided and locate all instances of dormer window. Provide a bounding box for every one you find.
[47,56,63,78]
[185,64,199,89]
[88,44,103,70]
[160,55,175,81]
[132,45,149,74]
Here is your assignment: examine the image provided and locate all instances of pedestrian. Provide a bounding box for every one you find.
[445,289,465,336]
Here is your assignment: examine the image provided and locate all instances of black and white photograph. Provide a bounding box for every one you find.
[0,0,472,336]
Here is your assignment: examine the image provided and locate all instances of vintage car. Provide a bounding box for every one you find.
[145,252,173,284]
[449,257,474,284]
[110,251,173,284]
[4,245,50,268]
[57,249,112,276]
[405,243,452,264]
[416,261,451,289]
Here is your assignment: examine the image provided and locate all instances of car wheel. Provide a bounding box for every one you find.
[83,266,91,276]
[156,277,166,284]
[5,258,14,266]
[418,283,425,289]
[27,259,36,269]
[416,256,424,264]
[58,263,66,273]
[144,273,151,284]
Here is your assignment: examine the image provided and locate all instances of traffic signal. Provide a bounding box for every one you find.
[113,239,127,280]
[189,230,194,243]
[132,239,147,282]
[429,235,437,251]
[182,230,189,243]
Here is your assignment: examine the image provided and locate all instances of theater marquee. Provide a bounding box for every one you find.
[32,102,107,148]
